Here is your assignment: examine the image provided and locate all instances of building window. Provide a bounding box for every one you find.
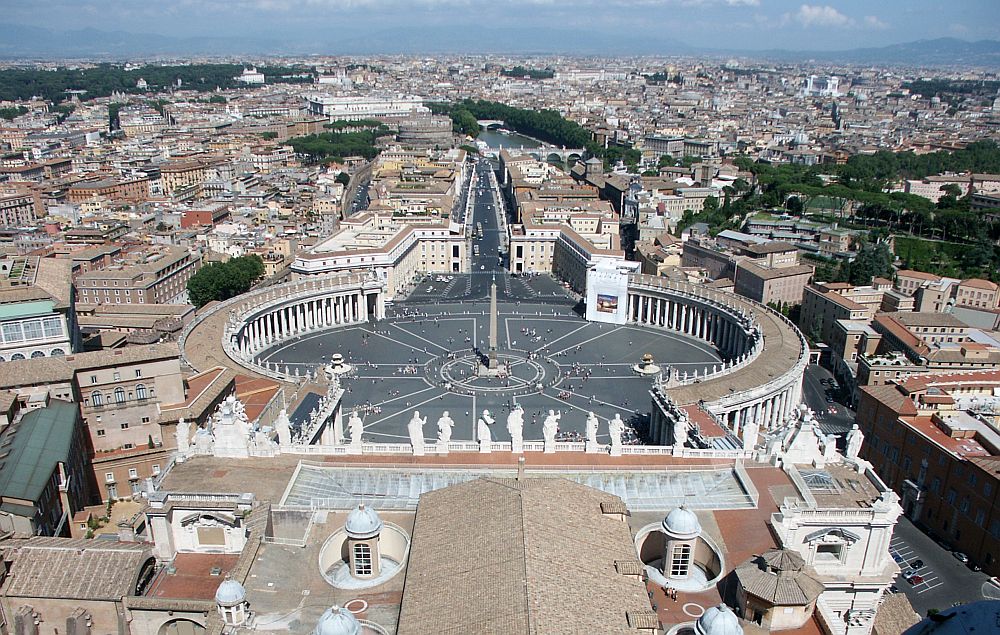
[123,443,134,449]
[353,542,372,576]
[128,468,138,479]
[113,372,121,381]
[135,369,142,378]
[816,543,844,563]
[115,387,126,403]
[107,484,118,499]
[976,509,986,527]
[91,375,98,384]
[105,472,115,483]
[96,429,105,437]
[136,384,147,400]
[121,422,129,430]
[141,416,150,423]
[92,391,104,406]
[152,464,161,475]
[670,543,692,577]
[947,488,957,505]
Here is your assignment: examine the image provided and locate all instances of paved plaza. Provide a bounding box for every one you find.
[260,280,721,445]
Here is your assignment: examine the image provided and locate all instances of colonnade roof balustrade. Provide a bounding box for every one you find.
[628,274,808,409]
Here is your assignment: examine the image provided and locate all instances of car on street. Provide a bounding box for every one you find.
[907,574,924,585]
[910,559,924,569]
[826,397,834,403]
[954,551,969,563]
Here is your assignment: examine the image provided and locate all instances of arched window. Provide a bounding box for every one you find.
[10,353,25,361]
[92,391,104,406]
[670,543,692,578]
[353,542,372,576]
[50,348,66,357]
[115,387,126,403]
[30,350,45,358]
[136,384,147,400]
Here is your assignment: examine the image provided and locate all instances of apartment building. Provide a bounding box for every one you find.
[67,176,151,204]
[0,193,36,227]
[75,245,201,305]
[857,373,1000,575]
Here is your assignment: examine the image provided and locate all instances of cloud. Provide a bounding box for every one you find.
[863,15,888,30]
[789,4,852,28]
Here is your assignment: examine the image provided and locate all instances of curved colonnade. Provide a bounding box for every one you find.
[179,272,385,382]
[626,274,808,444]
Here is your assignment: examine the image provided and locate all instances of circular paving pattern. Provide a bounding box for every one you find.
[261,297,722,443]
[430,350,562,396]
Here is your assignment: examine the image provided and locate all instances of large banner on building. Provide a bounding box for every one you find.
[585,259,638,325]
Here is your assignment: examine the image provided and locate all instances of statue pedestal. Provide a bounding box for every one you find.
[347,443,363,455]
[543,440,556,454]
[479,440,491,454]
[436,442,449,455]
[511,440,523,454]
[610,443,622,457]
[585,441,601,454]
[411,443,424,457]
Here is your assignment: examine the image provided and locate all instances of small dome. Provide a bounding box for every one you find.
[314,606,361,635]
[662,506,702,540]
[696,604,743,635]
[345,503,383,539]
[215,579,246,606]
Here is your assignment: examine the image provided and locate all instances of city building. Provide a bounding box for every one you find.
[75,245,201,306]
[0,256,79,361]
[0,399,91,537]
[857,372,1000,575]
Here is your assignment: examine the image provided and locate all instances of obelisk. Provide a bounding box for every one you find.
[488,277,499,369]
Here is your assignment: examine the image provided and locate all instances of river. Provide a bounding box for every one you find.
[476,128,542,149]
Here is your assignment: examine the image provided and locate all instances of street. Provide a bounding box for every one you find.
[801,364,857,441]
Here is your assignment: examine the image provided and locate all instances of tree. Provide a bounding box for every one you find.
[786,195,804,214]
[335,172,351,186]
[259,131,278,140]
[187,255,265,308]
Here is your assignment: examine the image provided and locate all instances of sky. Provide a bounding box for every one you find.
[3,0,999,52]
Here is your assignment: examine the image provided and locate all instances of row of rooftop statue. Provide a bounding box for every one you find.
[349,406,627,455]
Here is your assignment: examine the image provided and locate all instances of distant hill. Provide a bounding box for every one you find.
[0,23,996,69]
[740,38,1000,67]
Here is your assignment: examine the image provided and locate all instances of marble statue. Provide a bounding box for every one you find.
[507,405,524,451]
[609,414,625,454]
[408,411,426,455]
[542,409,560,452]
[478,413,492,453]
[275,409,291,446]
[823,433,839,462]
[481,409,495,428]
[846,424,864,460]
[348,410,364,447]
[742,417,759,452]
[437,411,454,445]
[175,417,190,453]
[673,417,688,448]
[585,411,599,447]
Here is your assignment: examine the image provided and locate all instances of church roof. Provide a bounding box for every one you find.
[397,477,653,634]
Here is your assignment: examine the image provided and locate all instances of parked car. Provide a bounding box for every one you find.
[907,575,924,585]
[954,551,969,563]
[903,568,917,579]
[910,559,925,569]
[892,553,905,564]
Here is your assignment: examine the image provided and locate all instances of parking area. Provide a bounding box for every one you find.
[887,517,993,614]
[890,534,942,595]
